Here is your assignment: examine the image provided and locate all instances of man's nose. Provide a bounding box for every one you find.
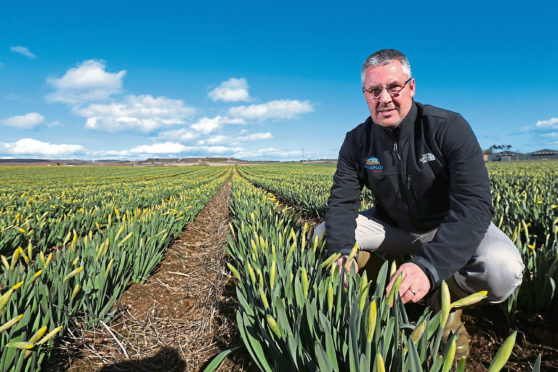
[378,88,392,103]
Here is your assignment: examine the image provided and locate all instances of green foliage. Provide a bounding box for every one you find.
[238,161,558,323]
[0,166,227,255]
[226,162,558,370]
[0,166,229,371]
[237,164,374,217]
[488,162,558,322]
[227,173,515,371]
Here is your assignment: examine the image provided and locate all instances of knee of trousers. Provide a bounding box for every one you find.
[313,222,326,244]
[457,241,525,303]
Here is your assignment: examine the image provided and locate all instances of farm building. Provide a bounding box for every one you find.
[486,148,558,161]
[487,150,528,161]
[529,149,558,159]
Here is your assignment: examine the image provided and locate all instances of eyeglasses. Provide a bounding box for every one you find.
[362,78,412,99]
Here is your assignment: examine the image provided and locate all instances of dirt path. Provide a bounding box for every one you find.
[51,178,250,371]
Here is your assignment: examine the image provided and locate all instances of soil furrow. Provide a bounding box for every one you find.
[49,177,250,371]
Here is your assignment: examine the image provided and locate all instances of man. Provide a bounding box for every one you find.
[315,49,524,358]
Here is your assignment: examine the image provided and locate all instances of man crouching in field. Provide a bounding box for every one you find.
[314,49,524,359]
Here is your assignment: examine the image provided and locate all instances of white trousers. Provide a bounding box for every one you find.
[314,208,524,303]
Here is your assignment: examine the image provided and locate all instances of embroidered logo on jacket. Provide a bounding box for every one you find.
[419,153,436,163]
[364,157,383,172]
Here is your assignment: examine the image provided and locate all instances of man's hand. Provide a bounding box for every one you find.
[332,255,359,285]
[386,262,430,304]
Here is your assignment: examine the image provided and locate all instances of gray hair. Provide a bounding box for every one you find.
[361,49,412,84]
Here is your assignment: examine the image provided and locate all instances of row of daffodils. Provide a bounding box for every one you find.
[221,171,528,371]
[0,166,229,371]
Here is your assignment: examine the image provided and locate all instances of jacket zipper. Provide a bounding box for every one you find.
[393,141,406,200]
[393,140,418,227]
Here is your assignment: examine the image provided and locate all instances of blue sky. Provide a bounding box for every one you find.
[1,0,557,160]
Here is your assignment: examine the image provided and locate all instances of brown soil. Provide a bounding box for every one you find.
[48,178,253,372]
[405,294,558,371]
[466,307,558,371]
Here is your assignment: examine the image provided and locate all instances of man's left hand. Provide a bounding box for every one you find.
[386,262,430,304]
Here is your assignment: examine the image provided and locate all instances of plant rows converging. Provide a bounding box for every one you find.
[0,166,229,371]
[224,171,523,371]
[0,166,224,255]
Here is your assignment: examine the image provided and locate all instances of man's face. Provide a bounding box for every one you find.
[363,60,415,128]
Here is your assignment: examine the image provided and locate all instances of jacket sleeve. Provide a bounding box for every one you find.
[325,133,363,256]
[411,114,494,288]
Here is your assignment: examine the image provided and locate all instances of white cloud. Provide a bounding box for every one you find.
[157,117,246,141]
[241,132,274,141]
[232,147,305,159]
[10,46,37,59]
[203,145,239,154]
[208,78,250,102]
[102,142,189,156]
[1,138,85,156]
[101,143,243,157]
[129,142,189,154]
[74,94,195,133]
[47,60,126,103]
[197,132,273,145]
[536,117,558,128]
[2,113,44,129]
[47,120,61,128]
[191,116,245,134]
[197,135,228,145]
[228,99,314,120]
[101,149,131,156]
[191,117,221,134]
[157,128,199,141]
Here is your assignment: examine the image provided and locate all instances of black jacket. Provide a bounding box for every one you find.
[325,101,493,287]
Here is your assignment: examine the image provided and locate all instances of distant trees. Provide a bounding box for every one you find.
[483,145,513,156]
[486,144,512,153]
